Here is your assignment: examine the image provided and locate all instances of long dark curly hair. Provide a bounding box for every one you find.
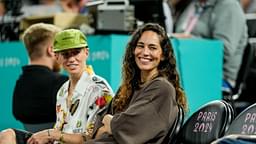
[113,23,188,113]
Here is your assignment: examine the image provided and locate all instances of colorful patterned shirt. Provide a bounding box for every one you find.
[54,70,113,135]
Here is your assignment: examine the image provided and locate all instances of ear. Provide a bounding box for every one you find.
[46,45,55,57]
[85,47,89,56]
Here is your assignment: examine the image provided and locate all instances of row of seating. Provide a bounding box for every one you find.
[164,100,256,144]
[163,15,256,144]
[223,38,256,115]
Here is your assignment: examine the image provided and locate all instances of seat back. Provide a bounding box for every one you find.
[232,40,255,96]
[246,13,256,38]
[231,39,256,114]
[176,100,234,144]
[162,105,184,144]
[223,39,255,99]
[225,103,256,135]
[221,100,235,132]
[238,39,256,97]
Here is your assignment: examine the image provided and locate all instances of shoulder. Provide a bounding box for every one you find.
[215,0,242,9]
[145,77,175,93]
[140,78,177,115]
[211,0,245,25]
[91,74,110,86]
[53,74,68,84]
[218,0,239,5]
[89,74,113,93]
[138,77,176,101]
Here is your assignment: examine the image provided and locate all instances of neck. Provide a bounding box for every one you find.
[141,70,159,83]
[30,57,53,70]
[69,69,85,92]
[69,75,80,89]
[68,80,77,97]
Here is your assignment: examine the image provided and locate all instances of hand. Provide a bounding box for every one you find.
[102,114,113,134]
[95,126,107,139]
[27,129,53,144]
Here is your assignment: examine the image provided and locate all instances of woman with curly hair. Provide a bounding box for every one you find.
[85,23,188,144]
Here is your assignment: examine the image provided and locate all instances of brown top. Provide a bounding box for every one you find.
[86,77,178,144]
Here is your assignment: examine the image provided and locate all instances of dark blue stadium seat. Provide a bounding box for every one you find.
[226,39,256,115]
[225,103,256,135]
[212,103,256,144]
[162,105,184,144]
[176,100,234,144]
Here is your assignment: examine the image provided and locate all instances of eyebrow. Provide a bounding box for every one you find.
[137,42,156,45]
[137,42,158,47]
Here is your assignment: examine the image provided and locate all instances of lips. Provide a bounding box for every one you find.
[139,57,152,64]
[67,64,78,69]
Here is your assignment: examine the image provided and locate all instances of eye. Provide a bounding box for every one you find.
[72,49,82,55]
[61,52,69,58]
[136,44,144,48]
[149,46,157,50]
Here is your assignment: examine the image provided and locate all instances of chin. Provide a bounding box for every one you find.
[139,66,152,70]
[65,68,76,73]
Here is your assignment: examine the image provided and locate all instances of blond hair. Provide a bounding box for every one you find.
[22,23,61,60]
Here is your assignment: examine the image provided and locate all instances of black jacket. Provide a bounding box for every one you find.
[12,65,68,124]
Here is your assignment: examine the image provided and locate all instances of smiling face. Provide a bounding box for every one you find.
[56,47,88,77]
[134,30,164,79]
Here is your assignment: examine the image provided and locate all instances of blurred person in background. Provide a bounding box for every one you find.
[21,0,62,17]
[12,23,68,133]
[167,0,191,24]
[21,0,89,14]
[240,0,256,13]
[60,0,88,13]
[172,0,248,93]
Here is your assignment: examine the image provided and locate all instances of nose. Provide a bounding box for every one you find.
[142,46,150,55]
[64,53,77,62]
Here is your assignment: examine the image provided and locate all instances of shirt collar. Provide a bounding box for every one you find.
[62,70,93,97]
[75,71,92,94]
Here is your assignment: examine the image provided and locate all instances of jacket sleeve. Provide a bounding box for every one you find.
[212,1,247,57]
[111,79,178,144]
